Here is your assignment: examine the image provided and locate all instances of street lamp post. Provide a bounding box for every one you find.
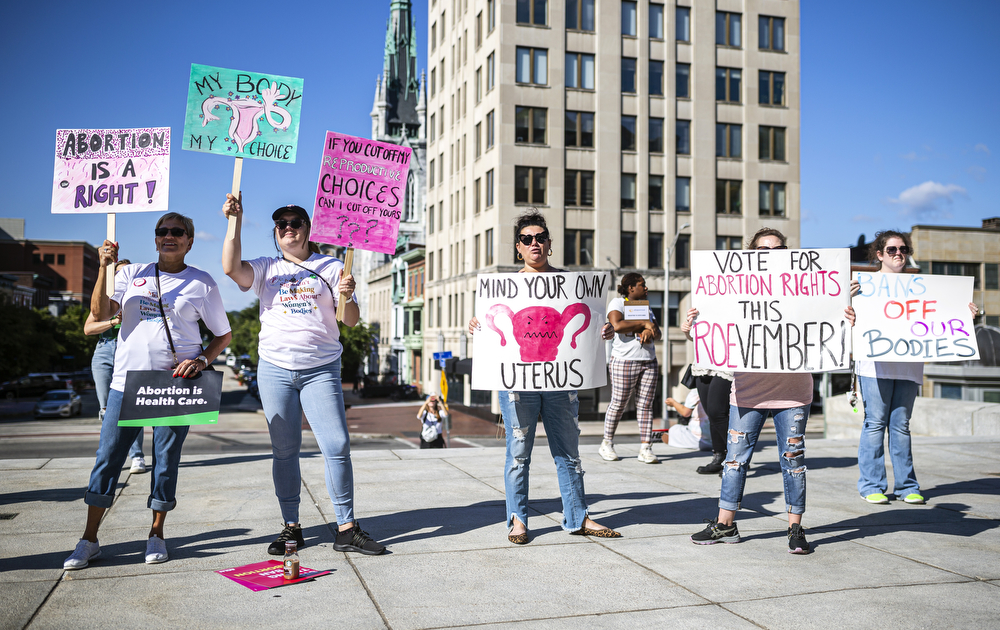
[662,223,690,430]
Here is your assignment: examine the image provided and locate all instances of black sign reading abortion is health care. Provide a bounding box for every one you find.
[118,371,223,427]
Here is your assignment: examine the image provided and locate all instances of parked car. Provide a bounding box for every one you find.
[226,354,238,368]
[33,389,82,418]
[0,374,68,400]
[70,370,96,390]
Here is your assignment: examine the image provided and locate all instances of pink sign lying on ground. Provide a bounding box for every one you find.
[216,560,330,592]
[311,131,411,255]
[52,127,170,213]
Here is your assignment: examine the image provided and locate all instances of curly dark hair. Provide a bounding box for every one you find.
[512,209,549,259]
[617,272,644,297]
[746,227,787,250]
[868,230,912,266]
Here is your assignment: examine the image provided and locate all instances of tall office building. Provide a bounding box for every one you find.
[424,0,799,410]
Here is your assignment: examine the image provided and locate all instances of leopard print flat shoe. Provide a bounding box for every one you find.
[571,526,622,538]
[508,531,530,545]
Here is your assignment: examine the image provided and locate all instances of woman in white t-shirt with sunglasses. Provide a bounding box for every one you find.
[222,194,385,557]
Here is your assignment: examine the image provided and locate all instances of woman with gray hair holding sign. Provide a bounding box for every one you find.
[64,212,232,570]
[468,209,619,545]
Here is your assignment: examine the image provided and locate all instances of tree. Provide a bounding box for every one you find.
[227,301,261,363]
[338,320,373,386]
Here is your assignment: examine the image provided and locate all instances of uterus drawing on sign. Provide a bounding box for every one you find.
[485,304,591,362]
[200,82,291,153]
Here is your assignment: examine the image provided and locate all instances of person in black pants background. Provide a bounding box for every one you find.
[681,309,734,474]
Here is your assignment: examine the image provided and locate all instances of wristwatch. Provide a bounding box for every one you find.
[195,355,208,367]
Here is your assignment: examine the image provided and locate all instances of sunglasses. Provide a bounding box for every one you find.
[754,245,787,250]
[518,232,549,246]
[155,227,187,237]
[884,245,910,256]
[275,219,305,230]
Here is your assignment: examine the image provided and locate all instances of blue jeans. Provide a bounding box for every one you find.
[719,405,809,515]
[258,358,354,526]
[857,376,920,497]
[92,338,143,459]
[85,389,189,511]
[499,390,587,532]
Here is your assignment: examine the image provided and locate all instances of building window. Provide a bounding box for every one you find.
[431,23,437,52]
[476,12,482,47]
[515,106,546,144]
[485,228,494,265]
[516,47,548,85]
[475,122,481,156]
[987,263,999,290]
[716,67,741,103]
[474,177,481,214]
[566,111,595,147]
[649,176,663,211]
[759,15,785,52]
[32,253,41,264]
[716,123,742,158]
[676,120,691,155]
[515,166,547,204]
[487,0,495,32]
[437,297,442,328]
[438,152,444,184]
[438,248,443,279]
[566,0,595,31]
[716,235,742,250]
[759,125,786,161]
[429,159,435,188]
[517,0,547,26]
[649,233,663,268]
[622,57,636,93]
[650,60,664,96]
[486,53,495,91]
[650,3,664,39]
[486,110,495,148]
[622,1,637,36]
[474,234,481,269]
[565,170,595,207]
[676,62,690,99]
[675,236,690,269]
[57,253,66,265]
[565,52,596,90]
[759,70,786,106]
[667,292,681,326]
[428,251,435,281]
[486,169,494,207]
[988,316,1000,327]
[676,6,690,41]
[716,179,742,214]
[430,68,437,98]
[716,11,742,47]
[621,115,637,151]
[759,182,786,217]
[676,177,691,212]
[429,113,436,142]
[439,106,444,135]
[564,229,595,266]
[621,231,636,268]
[649,117,664,153]
[621,174,636,209]
[931,262,981,289]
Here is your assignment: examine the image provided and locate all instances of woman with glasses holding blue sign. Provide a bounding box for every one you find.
[64,213,232,570]
[222,193,385,557]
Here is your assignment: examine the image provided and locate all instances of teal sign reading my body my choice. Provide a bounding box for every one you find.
[182,63,304,163]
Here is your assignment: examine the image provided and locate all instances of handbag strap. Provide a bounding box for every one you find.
[154,264,179,368]
[282,257,335,295]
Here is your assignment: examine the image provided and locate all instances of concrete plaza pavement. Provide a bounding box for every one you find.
[2,430,1000,630]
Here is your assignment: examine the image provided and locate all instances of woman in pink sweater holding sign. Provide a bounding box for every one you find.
[222,194,385,557]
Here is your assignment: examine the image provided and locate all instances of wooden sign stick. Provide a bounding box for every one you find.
[336,248,355,322]
[105,213,116,295]
[226,157,243,241]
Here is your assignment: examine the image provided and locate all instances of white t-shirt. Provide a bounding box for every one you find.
[245,254,356,371]
[607,297,657,361]
[111,263,231,391]
[855,360,923,384]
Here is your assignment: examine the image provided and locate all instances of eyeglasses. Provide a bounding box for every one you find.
[518,232,549,246]
[754,245,787,250]
[155,227,187,237]
[884,245,911,256]
[275,219,305,230]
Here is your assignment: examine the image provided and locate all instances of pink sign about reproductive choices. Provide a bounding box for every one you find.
[311,131,411,254]
[52,127,170,213]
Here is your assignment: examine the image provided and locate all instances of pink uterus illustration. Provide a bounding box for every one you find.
[200,82,291,153]
[485,303,591,362]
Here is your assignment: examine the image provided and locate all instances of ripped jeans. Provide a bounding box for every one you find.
[499,390,588,532]
[719,405,809,515]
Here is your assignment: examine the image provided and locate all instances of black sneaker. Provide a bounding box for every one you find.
[787,523,810,555]
[267,523,305,556]
[334,522,386,555]
[690,518,740,545]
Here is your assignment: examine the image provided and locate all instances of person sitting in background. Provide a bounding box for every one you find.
[664,389,711,452]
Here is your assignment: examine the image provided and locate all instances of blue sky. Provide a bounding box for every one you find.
[1,1,996,311]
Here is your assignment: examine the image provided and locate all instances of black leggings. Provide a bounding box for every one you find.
[695,375,733,455]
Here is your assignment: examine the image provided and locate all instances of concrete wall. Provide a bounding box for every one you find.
[825,392,1000,439]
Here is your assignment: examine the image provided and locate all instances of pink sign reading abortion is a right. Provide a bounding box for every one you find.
[311,131,411,254]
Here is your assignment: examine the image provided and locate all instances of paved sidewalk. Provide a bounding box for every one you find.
[2,436,999,629]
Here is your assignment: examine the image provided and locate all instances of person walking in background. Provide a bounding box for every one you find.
[222,194,386,556]
[680,309,733,474]
[83,258,147,475]
[64,213,232,570]
[600,272,661,464]
[850,230,979,505]
[417,395,447,448]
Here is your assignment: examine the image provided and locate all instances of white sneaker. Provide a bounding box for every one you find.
[130,457,147,474]
[638,444,660,464]
[599,439,619,461]
[145,535,168,564]
[64,539,101,570]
